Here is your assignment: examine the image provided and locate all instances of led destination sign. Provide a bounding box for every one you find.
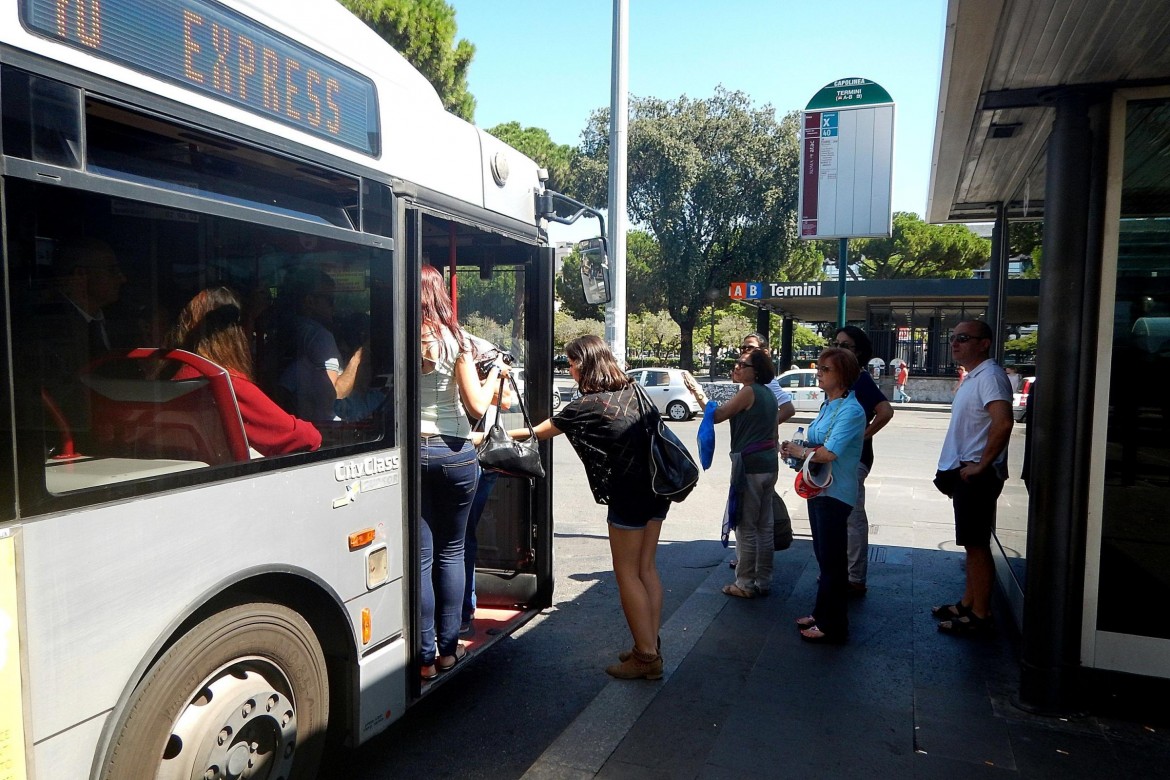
[22,0,380,155]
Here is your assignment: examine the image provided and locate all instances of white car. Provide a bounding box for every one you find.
[775,369,824,412]
[1013,376,1035,422]
[627,368,705,421]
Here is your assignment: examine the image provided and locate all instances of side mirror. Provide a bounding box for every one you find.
[578,237,611,305]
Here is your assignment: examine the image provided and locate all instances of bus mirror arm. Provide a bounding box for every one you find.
[535,191,606,239]
[536,191,612,305]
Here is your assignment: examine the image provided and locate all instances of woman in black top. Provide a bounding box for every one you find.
[830,326,894,595]
[510,335,666,680]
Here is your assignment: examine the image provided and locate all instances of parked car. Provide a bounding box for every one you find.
[1013,376,1035,422]
[627,368,705,421]
[775,368,824,412]
[553,382,582,410]
[552,381,573,410]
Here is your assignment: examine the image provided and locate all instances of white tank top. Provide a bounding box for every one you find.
[419,326,471,438]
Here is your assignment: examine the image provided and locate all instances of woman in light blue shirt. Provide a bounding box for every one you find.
[781,347,867,643]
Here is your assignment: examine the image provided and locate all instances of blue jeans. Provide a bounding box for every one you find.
[463,468,499,623]
[808,495,851,638]
[420,436,478,662]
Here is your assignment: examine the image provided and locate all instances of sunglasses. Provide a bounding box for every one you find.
[950,333,982,344]
[830,340,856,349]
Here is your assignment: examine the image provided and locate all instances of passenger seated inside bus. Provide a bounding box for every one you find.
[29,238,130,450]
[166,287,321,456]
[265,267,368,424]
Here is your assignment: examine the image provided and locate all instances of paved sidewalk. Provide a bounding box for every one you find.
[523,539,1170,779]
[522,418,1169,779]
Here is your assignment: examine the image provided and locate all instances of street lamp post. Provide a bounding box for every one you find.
[706,288,720,380]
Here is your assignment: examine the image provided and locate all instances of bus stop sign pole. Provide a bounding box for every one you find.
[838,237,848,328]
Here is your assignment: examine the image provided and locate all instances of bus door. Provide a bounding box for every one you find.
[406,208,553,683]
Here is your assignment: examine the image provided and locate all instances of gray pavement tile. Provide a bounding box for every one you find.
[595,760,677,780]
[605,696,725,778]
[911,753,1019,778]
[912,549,968,583]
[915,685,997,718]
[708,721,916,779]
[521,764,597,780]
[1109,735,1170,778]
[910,675,1023,771]
[1006,720,1119,779]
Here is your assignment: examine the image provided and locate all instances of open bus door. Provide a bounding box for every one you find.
[406,208,555,692]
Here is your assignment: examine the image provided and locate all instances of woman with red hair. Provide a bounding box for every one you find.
[417,264,505,680]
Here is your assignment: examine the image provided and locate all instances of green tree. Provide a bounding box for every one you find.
[623,230,668,314]
[462,313,511,350]
[575,88,803,369]
[1010,220,1043,278]
[792,324,823,352]
[852,212,990,279]
[1003,330,1038,357]
[486,122,576,194]
[553,310,605,352]
[338,0,476,121]
[554,250,601,322]
[555,230,664,320]
[628,310,679,359]
[452,269,518,326]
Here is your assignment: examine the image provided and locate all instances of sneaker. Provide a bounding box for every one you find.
[459,620,473,636]
[605,650,663,680]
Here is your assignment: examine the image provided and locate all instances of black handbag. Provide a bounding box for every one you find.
[773,491,793,551]
[475,374,545,479]
[633,383,699,502]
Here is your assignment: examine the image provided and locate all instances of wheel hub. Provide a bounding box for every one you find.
[162,665,297,780]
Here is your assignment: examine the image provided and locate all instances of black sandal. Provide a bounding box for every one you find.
[937,612,994,637]
[930,601,971,621]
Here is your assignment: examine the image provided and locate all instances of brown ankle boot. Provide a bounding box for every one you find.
[618,635,662,662]
[605,648,663,680]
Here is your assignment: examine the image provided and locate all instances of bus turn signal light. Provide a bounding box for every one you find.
[361,608,371,645]
[349,529,376,550]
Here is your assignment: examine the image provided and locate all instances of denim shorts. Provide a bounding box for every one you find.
[606,496,670,530]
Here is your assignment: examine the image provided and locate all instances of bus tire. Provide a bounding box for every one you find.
[101,601,329,780]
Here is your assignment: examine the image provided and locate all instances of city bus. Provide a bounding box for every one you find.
[0,1,607,777]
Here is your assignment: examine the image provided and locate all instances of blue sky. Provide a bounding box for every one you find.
[449,0,947,219]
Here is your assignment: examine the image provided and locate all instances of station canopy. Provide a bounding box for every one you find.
[927,0,1170,224]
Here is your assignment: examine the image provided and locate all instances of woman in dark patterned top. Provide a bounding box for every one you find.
[509,335,666,680]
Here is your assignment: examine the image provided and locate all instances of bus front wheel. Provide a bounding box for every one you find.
[101,602,330,780]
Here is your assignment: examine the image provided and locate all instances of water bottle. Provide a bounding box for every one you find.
[787,426,805,470]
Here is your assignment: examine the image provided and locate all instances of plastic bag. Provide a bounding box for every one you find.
[697,400,717,470]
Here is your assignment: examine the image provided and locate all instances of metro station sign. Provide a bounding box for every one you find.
[729,281,825,300]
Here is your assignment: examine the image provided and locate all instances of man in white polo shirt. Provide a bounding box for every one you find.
[931,320,1013,637]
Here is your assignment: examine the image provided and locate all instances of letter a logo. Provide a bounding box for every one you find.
[729,283,746,300]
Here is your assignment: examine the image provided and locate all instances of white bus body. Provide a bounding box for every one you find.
[0,2,565,777]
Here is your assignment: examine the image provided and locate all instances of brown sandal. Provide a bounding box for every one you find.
[437,644,467,671]
[722,583,756,599]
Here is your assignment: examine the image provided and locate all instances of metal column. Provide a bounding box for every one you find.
[987,203,1009,360]
[1019,90,1104,714]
